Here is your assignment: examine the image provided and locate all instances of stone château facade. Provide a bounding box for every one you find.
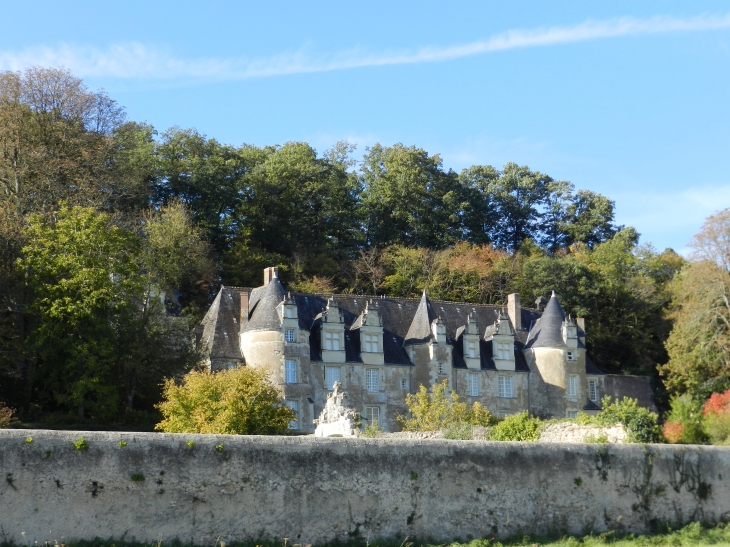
[197,267,655,432]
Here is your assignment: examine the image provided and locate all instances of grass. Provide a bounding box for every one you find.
[3,523,730,547]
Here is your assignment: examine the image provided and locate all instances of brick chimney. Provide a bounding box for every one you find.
[507,293,522,331]
[263,266,279,286]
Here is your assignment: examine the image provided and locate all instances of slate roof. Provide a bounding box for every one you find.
[404,292,437,346]
[201,284,601,375]
[198,287,243,361]
[525,292,566,348]
[243,279,285,332]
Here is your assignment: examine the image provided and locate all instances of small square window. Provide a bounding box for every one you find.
[567,410,578,419]
[285,329,295,343]
[438,363,445,375]
[364,333,379,353]
[324,331,341,351]
[467,341,476,359]
[401,378,407,390]
[567,351,576,361]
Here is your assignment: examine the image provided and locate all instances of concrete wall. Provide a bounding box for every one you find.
[2,430,729,545]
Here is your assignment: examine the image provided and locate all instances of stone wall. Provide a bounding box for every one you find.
[1,430,729,545]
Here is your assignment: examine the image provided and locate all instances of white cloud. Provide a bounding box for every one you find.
[1,13,729,80]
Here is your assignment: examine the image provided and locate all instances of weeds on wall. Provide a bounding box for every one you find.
[73,436,89,450]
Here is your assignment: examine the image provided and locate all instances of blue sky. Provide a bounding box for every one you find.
[1,1,729,254]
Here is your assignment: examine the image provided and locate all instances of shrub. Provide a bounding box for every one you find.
[398,380,499,431]
[703,388,730,444]
[155,366,295,435]
[443,422,474,440]
[362,419,383,438]
[0,401,15,428]
[488,411,542,442]
[595,396,661,443]
[663,394,707,444]
[74,436,89,450]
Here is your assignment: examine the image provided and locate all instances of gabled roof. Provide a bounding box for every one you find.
[242,278,285,332]
[198,287,243,361]
[404,292,437,346]
[525,292,566,348]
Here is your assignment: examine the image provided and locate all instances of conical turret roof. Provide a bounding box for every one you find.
[525,291,566,348]
[243,277,285,332]
[404,291,437,346]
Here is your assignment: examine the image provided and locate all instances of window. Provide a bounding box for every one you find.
[325,331,340,351]
[364,333,379,353]
[438,362,445,375]
[588,379,598,402]
[285,307,293,319]
[498,375,513,398]
[285,329,295,343]
[496,342,511,360]
[567,375,578,398]
[567,410,578,419]
[325,366,341,390]
[365,406,380,426]
[467,341,476,358]
[285,400,299,430]
[567,351,576,361]
[285,360,297,383]
[401,378,407,390]
[468,373,479,397]
[366,368,380,392]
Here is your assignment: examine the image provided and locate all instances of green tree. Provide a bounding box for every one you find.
[155,366,295,434]
[360,143,462,249]
[20,205,141,418]
[397,380,497,431]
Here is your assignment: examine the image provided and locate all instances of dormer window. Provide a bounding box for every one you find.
[285,329,295,343]
[285,307,293,319]
[325,332,340,351]
[467,341,476,358]
[495,342,511,360]
[364,333,379,352]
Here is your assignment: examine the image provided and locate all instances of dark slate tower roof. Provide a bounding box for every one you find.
[404,291,437,346]
[242,278,285,332]
[525,291,566,348]
[198,287,243,361]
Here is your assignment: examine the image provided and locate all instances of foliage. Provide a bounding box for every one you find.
[73,436,89,450]
[487,411,543,442]
[702,388,730,445]
[155,366,295,435]
[0,401,14,428]
[662,394,707,444]
[590,396,661,443]
[362,419,383,438]
[660,210,730,402]
[398,380,498,431]
[20,205,142,419]
[443,422,474,440]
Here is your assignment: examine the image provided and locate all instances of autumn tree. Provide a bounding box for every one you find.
[661,210,730,399]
